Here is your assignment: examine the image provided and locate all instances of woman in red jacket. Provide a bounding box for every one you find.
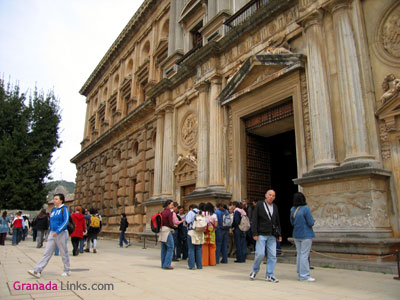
[69,206,86,256]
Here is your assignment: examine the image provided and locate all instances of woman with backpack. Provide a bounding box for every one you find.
[85,208,101,253]
[185,204,204,270]
[202,202,218,266]
[231,201,248,263]
[290,192,316,282]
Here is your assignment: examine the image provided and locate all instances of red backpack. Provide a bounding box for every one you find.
[151,212,163,233]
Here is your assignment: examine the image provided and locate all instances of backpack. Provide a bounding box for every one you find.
[222,212,233,229]
[61,207,75,235]
[193,214,207,232]
[150,212,163,233]
[90,215,101,228]
[238,215,251,232]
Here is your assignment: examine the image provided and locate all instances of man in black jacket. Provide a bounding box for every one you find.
[249,190,282,283]
[119,213,130,248]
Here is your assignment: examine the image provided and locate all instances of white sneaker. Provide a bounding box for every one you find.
[305,277,316,282]
[249,272,256,280]
[28,270,40,278]
[61,271,71,277]
[266,275,279,283]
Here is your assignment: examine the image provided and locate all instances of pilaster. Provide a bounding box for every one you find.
[161,105,174,196]
[153,111,164,196]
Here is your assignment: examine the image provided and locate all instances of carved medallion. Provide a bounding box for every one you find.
[375,2,400,67]
[181,112,198,149]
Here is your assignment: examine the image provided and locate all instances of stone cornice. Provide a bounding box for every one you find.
[80,0,159,96]
[71,98,155,164]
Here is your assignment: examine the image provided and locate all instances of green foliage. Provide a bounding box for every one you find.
[0,79,62,210]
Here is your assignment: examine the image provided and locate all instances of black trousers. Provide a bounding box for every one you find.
[71,237,81,255]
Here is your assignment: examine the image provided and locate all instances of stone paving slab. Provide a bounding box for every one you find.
[1,238,399,299]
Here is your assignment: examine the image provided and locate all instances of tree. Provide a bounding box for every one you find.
[0,79,62,210]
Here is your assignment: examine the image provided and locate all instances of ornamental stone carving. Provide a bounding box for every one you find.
[375,2,400,66]
[180,112,198,149]
[380,73,400,104]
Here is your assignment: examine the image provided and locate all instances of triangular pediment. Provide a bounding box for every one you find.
[375,95,400,119]
[174,156,197,174]
[218,54,305,106]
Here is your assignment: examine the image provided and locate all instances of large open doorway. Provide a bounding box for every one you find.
[245,100,298,243]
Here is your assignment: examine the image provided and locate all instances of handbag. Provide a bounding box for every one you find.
[263,203,281,238]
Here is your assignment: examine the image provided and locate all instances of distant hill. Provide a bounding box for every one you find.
[46,180,75,194]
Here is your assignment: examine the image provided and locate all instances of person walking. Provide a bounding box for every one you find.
[70,206,86,255]
[85,208,101,253]
[290,192,316,282]
[0,211,10,245]
[159,200,175,270]
[119,213,130,248]
[35,209,49,248]
[12,211,24,245]
[28,193,71,278]
[249,190,282,283]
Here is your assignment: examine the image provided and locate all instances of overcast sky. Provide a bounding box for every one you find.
[0,0,143,182]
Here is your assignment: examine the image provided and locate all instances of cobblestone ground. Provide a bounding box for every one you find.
[1,237,399,300]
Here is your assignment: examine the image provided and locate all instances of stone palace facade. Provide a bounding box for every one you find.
[71,0,400,255]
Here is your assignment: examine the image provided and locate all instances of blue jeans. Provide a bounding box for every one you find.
[187,233,202,269]
[79,237,85,253]
[161,232,174,268]
[294,238,312,280]
[216,228,229,263]
[234,228,247,262]
[252,235,277,277]
[12,228,22,245]
[119,231,128,247]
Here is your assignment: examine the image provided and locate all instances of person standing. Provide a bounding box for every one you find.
[215,203,230,264]
[249,190,282,282]
[0,211,10,245]
[35,209,49,248]
[290,192,316,282]
[159,200,175,270]
[231,201,247,263]
[186,204,203,270]
[119,213,130,248]
[70,206,86,255]
[202,202,218,266]
[28,193,71,278]
[176,206,188,260]
[12,212,24,245]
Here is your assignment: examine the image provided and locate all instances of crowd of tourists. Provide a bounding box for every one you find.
[1,190,316,282]
[157,189,316,282]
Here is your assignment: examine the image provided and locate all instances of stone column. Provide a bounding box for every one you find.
[330,0,373,162]
[153,111,164,196]
[208,0,217,21]
[168,0,176,56]
[196,81,210,189]
[161,105,174,196]
[209,76,225,187]
[175,0,184,52]
[303,12,338,168]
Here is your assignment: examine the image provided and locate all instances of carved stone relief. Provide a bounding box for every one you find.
[174,152,197,185]
[379,73,400,105]
[180,112,198,149]
[374,2,400,67]
[379,122,391,160]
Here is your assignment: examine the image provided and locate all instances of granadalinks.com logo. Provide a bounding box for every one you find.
[13,281,114,291]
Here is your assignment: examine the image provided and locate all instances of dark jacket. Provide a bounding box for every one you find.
[35,215,49,231]
[120,217,129,232]
[251,200,281,237]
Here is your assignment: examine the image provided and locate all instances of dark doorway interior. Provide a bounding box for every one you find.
[269,130,297,242]
[246,130,297,243]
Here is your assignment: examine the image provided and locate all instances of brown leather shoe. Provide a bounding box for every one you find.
[93,249,97,253]
[163,266,173,270]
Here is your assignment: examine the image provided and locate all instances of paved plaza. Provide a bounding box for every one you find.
[1,237,399,300]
